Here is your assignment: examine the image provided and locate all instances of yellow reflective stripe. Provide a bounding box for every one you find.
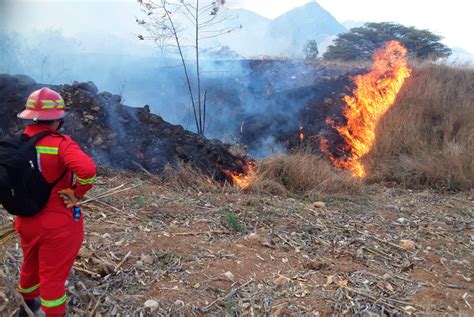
[56,99,65,109]
[36,146,59,155]
[41,100,56,109]
[77,175,96,185]
[26,99,36,109]
[41,294,67,308]
[19,284,39,293]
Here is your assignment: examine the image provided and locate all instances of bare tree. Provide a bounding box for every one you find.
[137,0,236,136]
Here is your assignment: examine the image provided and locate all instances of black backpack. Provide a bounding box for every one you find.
[0,131,67,216]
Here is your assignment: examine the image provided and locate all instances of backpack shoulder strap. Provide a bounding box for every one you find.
[25,130,69,187]
[23,130,59,145]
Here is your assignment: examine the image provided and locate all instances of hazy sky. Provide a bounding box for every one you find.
[2,0,473,53]
[230,0,474,53]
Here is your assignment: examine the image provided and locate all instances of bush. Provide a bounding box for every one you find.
[250,153,362,199]
[366,64,474,190]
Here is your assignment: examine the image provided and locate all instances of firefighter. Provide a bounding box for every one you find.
[14,87,96,316]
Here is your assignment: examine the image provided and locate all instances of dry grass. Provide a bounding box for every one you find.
[161,162,221,191]
[250,153,363,200]
[366,64,474,190]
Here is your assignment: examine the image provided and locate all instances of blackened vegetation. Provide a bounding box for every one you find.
[202,59,366,158]
[0,74,251,182]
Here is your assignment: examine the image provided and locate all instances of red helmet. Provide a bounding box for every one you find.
[17,87,66,121]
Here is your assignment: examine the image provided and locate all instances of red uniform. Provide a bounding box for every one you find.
[15,124,96,316]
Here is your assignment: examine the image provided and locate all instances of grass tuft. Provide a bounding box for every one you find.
[250,153,363,200]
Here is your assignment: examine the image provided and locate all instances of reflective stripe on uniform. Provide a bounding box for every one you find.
[36,146,59,155]
[18,283,39,293]
[41,100,56,109]
[41,294,67,308]
[76,175,96,185]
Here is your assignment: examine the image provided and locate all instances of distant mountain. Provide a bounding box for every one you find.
[214,9,271,57]
[217,2,346,57]
[265,2,346,57]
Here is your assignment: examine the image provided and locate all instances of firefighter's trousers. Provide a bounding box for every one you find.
[15,215,83,316]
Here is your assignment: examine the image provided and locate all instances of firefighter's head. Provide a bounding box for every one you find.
[18,87,66,130]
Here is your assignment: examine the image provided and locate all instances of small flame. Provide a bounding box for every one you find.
[299,126,304,141]
[224,162,256,189]
[321,41,411,177]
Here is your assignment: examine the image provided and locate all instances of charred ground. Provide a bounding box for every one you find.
[0,74,252,182]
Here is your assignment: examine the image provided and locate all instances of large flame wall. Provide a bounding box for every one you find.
[322,41,412,177]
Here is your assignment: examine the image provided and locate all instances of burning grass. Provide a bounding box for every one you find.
[366,63,474,190]
[321,41,411,178]
[250,153,363,199]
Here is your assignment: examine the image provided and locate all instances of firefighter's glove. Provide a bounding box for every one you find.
[58,188,79,208]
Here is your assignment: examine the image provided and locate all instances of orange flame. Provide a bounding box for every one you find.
[322,41,411,177]
[299,126,304,141]
[224,162,256,189]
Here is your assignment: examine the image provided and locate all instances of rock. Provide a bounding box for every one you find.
[141,254,154,265]
[174,299,184,307]
[313,201,326,208]
[274,275,290,288]
[97,262,115,275]
[403,306,416,315]
[78,247,93,259]
[75,81,98,94]
[384,204,400,212]
[144,299,159,312]
[397,217,407,224]
[399,239,416,251]
[246,232,260,241]
[93,136,104,145]
[229,144,248,157]
[304,260,328,271]
[135,260,144,269]
[224,271,235,281]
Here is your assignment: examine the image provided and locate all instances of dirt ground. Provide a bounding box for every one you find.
[1,172,472,316]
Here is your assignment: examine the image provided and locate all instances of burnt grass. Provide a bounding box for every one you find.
[1,172,472,316]
[0,74,254,183]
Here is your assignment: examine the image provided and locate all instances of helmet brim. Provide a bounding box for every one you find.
[17,109,66,121]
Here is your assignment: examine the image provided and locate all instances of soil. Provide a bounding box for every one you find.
[1,172,472,316]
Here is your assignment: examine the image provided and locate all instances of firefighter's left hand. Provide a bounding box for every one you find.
[58,188,79,208]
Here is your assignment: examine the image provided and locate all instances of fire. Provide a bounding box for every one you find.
[322,41,411,177]
[299,126,304,141]
[224,162,256,189]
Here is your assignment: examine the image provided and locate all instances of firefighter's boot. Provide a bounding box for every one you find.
[17,298,40,317]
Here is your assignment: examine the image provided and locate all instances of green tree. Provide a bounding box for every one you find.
[304,40,319,60]
[323,22,452,61]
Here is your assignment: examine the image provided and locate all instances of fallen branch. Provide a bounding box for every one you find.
[172,230,228,236]
[79,184,138,206]
[73,266,101,278]
[114,250,132,272]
